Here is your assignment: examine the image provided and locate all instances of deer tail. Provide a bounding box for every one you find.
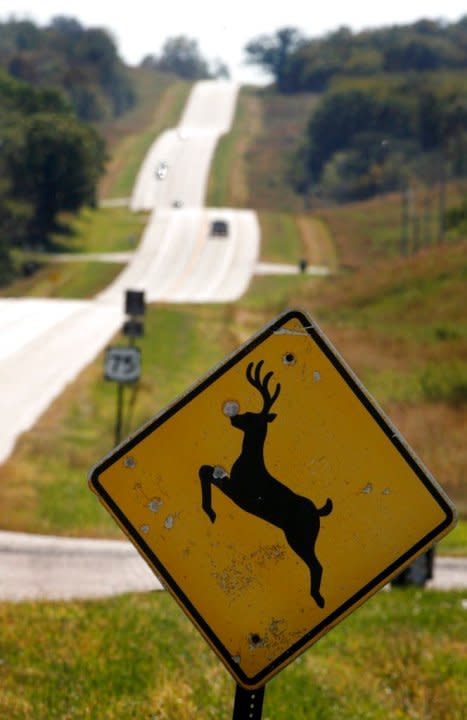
[318,498,333,516]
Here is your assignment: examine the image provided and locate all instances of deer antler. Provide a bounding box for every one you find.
[246,360,281,413]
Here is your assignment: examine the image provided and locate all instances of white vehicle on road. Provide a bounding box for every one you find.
[155,161,168,179]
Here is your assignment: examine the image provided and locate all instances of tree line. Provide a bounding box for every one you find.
[245,17,467,93]
[0,16,135,121]
[245,18,467,211]
[0,17,222,287]
[0,70,106,284]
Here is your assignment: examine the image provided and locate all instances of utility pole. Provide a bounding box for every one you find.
[437,152,446,244]
[400,182,410,257]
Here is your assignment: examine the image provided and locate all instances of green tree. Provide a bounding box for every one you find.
[0,17,136,121]
[150,36,210,80]
[244,27,305,91]
[5,113,106,246]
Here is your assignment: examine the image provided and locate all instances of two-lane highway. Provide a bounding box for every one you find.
[0,80,258,466]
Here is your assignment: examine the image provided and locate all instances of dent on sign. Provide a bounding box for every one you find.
[89,308,457,689]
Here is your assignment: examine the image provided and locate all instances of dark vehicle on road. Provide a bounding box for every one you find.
[210,220,228,237]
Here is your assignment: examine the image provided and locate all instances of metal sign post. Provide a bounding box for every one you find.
[104,290,145,447]
[105,346,141,446]
[232,685,265,720]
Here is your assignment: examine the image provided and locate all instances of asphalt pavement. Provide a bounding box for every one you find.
[0,530,465,602]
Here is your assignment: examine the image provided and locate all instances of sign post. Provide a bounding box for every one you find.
[104,289,145,447]
[90,309,456,711]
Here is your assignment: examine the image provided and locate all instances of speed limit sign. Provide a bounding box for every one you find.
[104,346,141,383]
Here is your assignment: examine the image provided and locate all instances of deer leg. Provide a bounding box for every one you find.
[308,552,325,608]
[199,465,217,523]
[285,519,326,608]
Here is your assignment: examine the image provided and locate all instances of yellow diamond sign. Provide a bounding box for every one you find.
[89,309,456,688]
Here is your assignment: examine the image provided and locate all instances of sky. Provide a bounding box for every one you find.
[0,1,466,84]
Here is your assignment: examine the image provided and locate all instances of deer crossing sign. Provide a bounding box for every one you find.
[89,309,456,689]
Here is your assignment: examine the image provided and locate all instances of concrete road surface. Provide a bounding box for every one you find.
[0,298,122,464]
[97,208,259,304]
[130,80,239,212]
[0,531,465,602]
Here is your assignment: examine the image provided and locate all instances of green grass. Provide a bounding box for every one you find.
[359,360,467,405]
[258,211,303,263]
[206,90,259,208]
[56,206,148,254]
[0,588,465,719]
[0,261,123,300]
[1,206,146,299]
[239,88,320,212]
[438,519,467,556]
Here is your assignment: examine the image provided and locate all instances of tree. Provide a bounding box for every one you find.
[155,36,210,80]
[210,58,230,80]
[244,27,305,91]
[5,113,106,246]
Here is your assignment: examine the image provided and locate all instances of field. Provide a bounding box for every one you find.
[0,589,465,719]
[0,78,465,719]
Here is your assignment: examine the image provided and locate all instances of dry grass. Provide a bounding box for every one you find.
[206,91,262,208]
[296,215,338,270]
[242,89,319,212]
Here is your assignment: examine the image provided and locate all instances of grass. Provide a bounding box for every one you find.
[0,588,465,719]
[206,90,262,208]
[55,206,148,254]
[1,206,147,299]
[0,261,123,300]
[438,520,467,556]
[257,211,303,263]
[315,183,467,269]
[240,88,319,212]
[207,87,319,212]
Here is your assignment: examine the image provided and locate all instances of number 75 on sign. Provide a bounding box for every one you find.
[104,345,141,384]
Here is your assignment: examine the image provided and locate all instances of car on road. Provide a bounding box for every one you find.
[210,220,229,237]
[155,161,168,180]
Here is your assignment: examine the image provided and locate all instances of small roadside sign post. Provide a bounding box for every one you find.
[105,289,145,446]
[104,346,141,384]
[90,309,456,717]
[105,345,141,446]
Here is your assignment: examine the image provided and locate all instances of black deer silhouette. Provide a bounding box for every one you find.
[199,360,333,608]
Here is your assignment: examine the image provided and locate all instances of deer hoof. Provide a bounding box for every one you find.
[314,593,325,609]
[208,509,217,524]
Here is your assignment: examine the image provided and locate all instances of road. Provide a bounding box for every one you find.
[0,298,122,464]
[0,80,260,465]
[0,531,465,601]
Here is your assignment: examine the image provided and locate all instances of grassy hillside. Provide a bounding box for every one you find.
[207,88,318,212]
